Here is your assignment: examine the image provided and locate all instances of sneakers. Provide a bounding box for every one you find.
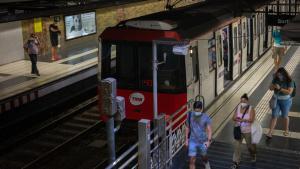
[204,161,211,169]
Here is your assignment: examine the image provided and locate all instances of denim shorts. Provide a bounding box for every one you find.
[188,140,207,157]
[272,98,292,118]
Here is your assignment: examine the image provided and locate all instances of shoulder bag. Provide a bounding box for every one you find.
[233,105,249,140]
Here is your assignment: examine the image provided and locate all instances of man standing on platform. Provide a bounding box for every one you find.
[49,21,61,61]
[24,33,40,76]
[186,101,212,169]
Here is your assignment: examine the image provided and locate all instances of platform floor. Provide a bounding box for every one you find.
[172,46,300,169]
[0,47,98,101]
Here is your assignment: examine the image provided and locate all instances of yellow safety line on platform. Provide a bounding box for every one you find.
[55,48,98,64]
[262,128,300,139]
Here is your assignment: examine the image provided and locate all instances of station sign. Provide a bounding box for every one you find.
[266,14,296,26]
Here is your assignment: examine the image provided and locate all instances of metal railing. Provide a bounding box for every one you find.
[104,95,204,169]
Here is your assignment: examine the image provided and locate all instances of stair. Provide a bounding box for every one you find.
[172,141,300,169]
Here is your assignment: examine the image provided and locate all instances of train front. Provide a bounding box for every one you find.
[99,20,188,120]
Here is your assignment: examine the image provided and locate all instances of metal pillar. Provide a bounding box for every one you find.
[152,41,158,119]
[138,119,151,169]
[106,117,116,164]
[154,115,167,169]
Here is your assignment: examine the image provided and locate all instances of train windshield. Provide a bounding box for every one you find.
[101,41,186,93]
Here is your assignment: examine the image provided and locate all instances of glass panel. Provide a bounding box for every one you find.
[208,38,216,71]
[116,43,138,89]
[217,35,222,67]
[233,27,237,55]
[254,17,257,40]
[243,22,246,48]
[238,24,242,51]
[191,46,199,81]
[156,44,185,91]
[138,44,153,90]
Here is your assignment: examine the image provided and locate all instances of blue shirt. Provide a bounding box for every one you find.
[187,112,211,143]
[272,30,282,46]
[272,78,293,96]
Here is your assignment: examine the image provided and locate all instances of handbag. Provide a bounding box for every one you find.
[251,120,263,144]
[269,94,277,109]
[233,105,249,140]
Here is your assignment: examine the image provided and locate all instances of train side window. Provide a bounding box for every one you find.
[116,43,138,89]
[233,27,238,55]
[243,22,246,48]
[191,46,199,82]
[208,38,216,71]
[111,45,117,74]
[253,17,257,40]
[217,35,222,67]
[238,24,242,51]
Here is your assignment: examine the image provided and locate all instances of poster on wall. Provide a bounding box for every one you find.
[64,11,96,40]
[34,18,42,33]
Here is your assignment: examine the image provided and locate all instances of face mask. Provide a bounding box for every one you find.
[194,111,202,116]
[240,103,248,108]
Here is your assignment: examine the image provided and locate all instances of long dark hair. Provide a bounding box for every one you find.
[275,67,292,83]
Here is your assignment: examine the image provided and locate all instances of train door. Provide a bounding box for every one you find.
[215,31,224,95]
[253,14,259,61]
[241,18,248,71]
[231,22,241,80]
[186,43,197,104]
[221,26,231,86]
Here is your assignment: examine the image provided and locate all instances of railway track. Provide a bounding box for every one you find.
[0,95,137,169]
[0,96,101,169]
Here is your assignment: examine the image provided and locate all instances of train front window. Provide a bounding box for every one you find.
[116,43,138,89]
[156,44,185,92]
[114,42,185,93]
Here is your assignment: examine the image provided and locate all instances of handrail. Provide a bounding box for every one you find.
[102,142,138,169]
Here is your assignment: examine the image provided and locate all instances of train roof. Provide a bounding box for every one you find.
[101,0,272,41]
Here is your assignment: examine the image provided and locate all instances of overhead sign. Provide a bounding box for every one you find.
[172,45,189,55]
[267,14,296,26]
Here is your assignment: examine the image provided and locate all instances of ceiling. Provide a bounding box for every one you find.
[0,0,145,23]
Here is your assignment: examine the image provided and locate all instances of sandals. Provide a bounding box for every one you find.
[283,131,289,136]
[266,134,272,139]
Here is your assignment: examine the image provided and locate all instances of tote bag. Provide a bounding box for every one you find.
[251,120,263,144]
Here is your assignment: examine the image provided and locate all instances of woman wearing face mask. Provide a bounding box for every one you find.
[267,67,294,138]
[231,93,256,169]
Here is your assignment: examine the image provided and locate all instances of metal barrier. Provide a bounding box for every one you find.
[104,95,204,169]
[103,142,138,169]
[138,95,204,169]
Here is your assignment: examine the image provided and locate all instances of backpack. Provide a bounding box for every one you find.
[24,40,33,50]
[291,80,296,97]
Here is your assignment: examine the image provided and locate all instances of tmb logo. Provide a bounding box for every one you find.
[129,92,145,106]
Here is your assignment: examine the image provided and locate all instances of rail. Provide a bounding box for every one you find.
[103,142,138,169]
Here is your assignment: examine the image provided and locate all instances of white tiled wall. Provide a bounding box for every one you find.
[0,21,25,65]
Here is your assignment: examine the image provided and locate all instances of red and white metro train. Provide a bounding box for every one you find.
[99,0,287,120]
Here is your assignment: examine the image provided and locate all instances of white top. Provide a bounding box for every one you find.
[236,105,252,133]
